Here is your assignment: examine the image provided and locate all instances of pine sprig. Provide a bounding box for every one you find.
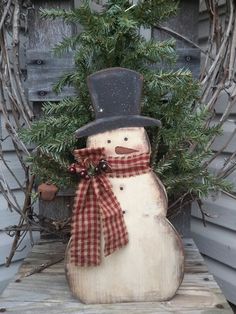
[53,34,81,56]
[133,0,178,27]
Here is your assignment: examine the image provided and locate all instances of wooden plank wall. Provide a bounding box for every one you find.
[26,0,76,232]
[26,0,200,237]
[191,0,236,305]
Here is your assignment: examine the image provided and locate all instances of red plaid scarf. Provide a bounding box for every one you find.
[70,147,151,266]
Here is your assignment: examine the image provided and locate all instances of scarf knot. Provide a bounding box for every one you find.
[70,147,151,266]
[72,147,111,180]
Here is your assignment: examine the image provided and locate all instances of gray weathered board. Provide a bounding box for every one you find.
[26,51,76,101]
[26,48,200,102]
[0,238,233,313]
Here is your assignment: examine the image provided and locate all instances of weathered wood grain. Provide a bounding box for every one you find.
[28,0,75,50]
[26,0,77,101]
[39,195,74,221]
[0,238,233,313]
[153,0,199,48]
[26,51,77,101]
[26,48,200,102]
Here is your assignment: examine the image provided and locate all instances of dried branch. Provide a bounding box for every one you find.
[154,24,207,54]
[0,0,12,31]
[0,0,38,266]
[21,257,64,278]
[168,0,236,216]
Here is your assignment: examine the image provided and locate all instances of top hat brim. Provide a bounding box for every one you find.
[75,115,161,138]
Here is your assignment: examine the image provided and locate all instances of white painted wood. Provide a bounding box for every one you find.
[66,128,184,303]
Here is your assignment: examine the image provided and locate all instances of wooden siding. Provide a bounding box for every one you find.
[26,51,76,101]
[192,0,236,305]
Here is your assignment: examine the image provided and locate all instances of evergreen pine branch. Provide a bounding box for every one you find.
[53,34,81,56]
[122,38,176,66]
[146,68,194,95]
[133,0,178,27]
[39,8,79,22]
[52,72,77,93]
[40,2,95,26]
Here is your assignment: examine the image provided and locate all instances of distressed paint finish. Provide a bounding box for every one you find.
[65,127,184,303]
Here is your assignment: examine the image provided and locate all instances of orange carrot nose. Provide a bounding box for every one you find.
[115,146,139,154]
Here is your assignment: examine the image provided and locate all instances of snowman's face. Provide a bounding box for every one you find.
[87,127,150,157]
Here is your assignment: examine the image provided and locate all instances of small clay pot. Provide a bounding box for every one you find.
[38,183,59,201]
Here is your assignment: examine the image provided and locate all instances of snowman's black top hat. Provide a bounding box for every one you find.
[75,67,161,138]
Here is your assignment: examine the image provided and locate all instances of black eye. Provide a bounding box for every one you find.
[124,137,128,141]
[107,139,111,143]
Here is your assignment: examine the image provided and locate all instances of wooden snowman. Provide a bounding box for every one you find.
[65,68,184,304]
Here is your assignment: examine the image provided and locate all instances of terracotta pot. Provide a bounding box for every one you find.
[38,183,58,201]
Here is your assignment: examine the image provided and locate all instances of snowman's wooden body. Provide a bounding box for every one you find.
[66,127,184,304]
